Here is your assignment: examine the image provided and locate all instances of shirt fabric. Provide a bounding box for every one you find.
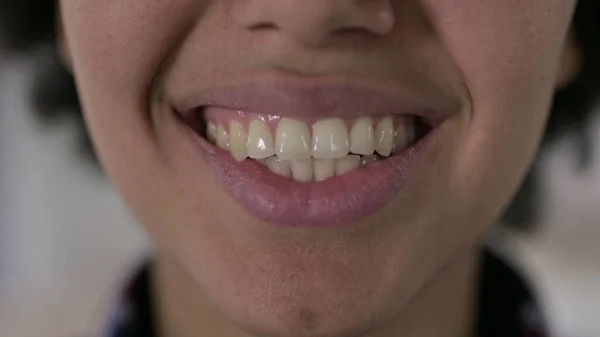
[105,249,548,337]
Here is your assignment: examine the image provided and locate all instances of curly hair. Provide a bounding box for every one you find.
[1,0,599,228]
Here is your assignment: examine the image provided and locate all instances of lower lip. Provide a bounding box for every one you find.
[182,124,437,228]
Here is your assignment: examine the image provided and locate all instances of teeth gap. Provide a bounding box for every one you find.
[414,118,431,142]
[190,107,208,138]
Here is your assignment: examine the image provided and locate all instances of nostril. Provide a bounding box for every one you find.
[233,0,395,45]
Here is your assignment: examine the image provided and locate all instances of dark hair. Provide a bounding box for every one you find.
[1,1,599,228]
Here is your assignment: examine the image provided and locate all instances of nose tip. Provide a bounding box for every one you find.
[233,0,395,45]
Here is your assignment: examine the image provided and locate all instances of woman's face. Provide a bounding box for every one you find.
[59,0,577,335]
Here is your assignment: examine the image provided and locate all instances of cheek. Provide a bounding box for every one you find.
[424,0,576,213]
[59,0,202,142]
[425,0,575,95]
[58,1,216,237]
[61,1,195,94]
[58,0,203,183]
[425,0,575,124]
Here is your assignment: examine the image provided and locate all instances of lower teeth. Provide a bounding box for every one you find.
[252,154,382,182]
[360,154,380,166]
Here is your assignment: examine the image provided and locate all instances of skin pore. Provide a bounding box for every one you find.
[57,1,580,336]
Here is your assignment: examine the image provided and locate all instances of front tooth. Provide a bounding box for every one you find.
[290,159,313,182]
[275,119,311,160]
[216,125,230,150]
[312,118,349,159]
[247,119,275,159]
[229,120,248,161]
[313,159,336,181]
[266,157,292,178]
[349,117,375,155]
[361,154,379,166]
[375,117,394,157]
[206,123,217,144]
[336,155,360,175]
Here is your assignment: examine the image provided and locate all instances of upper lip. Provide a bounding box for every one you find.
[173,74,458,126]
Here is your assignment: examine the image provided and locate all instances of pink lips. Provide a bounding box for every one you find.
[174,77,455,228]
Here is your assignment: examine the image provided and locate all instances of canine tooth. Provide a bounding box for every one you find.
[216,125,230,150]
[206,123,217,144]
[312,118,349,159]
[266,157,292,177]
[375,117,394,157]
[275,119,311,160]
[349,117,375,155]
[361,154,379,166]
[336,155,360,175]
[229,120,248,161]
[290,159,313,182]
[247,119,275,159]
[313,159,336,181]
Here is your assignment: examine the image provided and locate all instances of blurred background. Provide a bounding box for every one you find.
[1,51,599,337]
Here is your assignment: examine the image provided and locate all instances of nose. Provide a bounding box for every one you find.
[232,0,395,46]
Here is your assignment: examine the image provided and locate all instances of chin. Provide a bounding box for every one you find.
[219,287,397,337]
[188,239,419,337]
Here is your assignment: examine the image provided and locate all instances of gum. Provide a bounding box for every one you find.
[202,107,414,133]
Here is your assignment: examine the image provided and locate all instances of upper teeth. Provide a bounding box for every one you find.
[216,125,230,151]
[312,118,350,159]
[276,118,312,160]
[248,119,275,159]
[206,115,416,181]
[349,117,375,155]
[375,116,394,157]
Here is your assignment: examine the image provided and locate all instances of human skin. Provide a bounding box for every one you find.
[58,1,578,336]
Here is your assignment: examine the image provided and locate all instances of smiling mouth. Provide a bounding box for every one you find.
[189,108,430,182]
[175,78,453,228]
